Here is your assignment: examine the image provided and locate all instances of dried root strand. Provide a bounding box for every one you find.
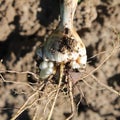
[66,77,75,120]
[47,63,64,120]
[11,91,39,120]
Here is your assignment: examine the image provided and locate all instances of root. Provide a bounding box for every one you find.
[91,74,120,96]
[83,35,119,79]
[66,78,75,120]
[75,85,86,110]
[47,63,64,120]
[81,33,120,96]
[11,91,39,120]
[1,29,120,120]
[43,90,56,115]
[0,70,38,91]
[82,78,105,90]
[0,70,39,80]
[33,105,42,120]
[10,83,45,120]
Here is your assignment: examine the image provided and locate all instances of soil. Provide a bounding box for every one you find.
[0,0,120,120]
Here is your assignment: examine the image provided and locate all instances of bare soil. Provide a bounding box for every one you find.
[0,0,120,120]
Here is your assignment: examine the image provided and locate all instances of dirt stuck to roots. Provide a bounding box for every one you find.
[0,0,120,120]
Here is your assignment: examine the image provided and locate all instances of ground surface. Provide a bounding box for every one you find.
[0,0,120,120]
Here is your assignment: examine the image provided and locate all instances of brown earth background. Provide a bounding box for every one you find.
[0,0,120,120]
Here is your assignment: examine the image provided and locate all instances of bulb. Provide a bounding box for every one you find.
[48,62,54,68]
[45,67,54,75]
[40,69,49,79]
[70,61,80,69]
[44,0,86,65]
[39,61,48,70]
[39,66,54,79]
[37,0,87,79]
[79,55,87,65]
